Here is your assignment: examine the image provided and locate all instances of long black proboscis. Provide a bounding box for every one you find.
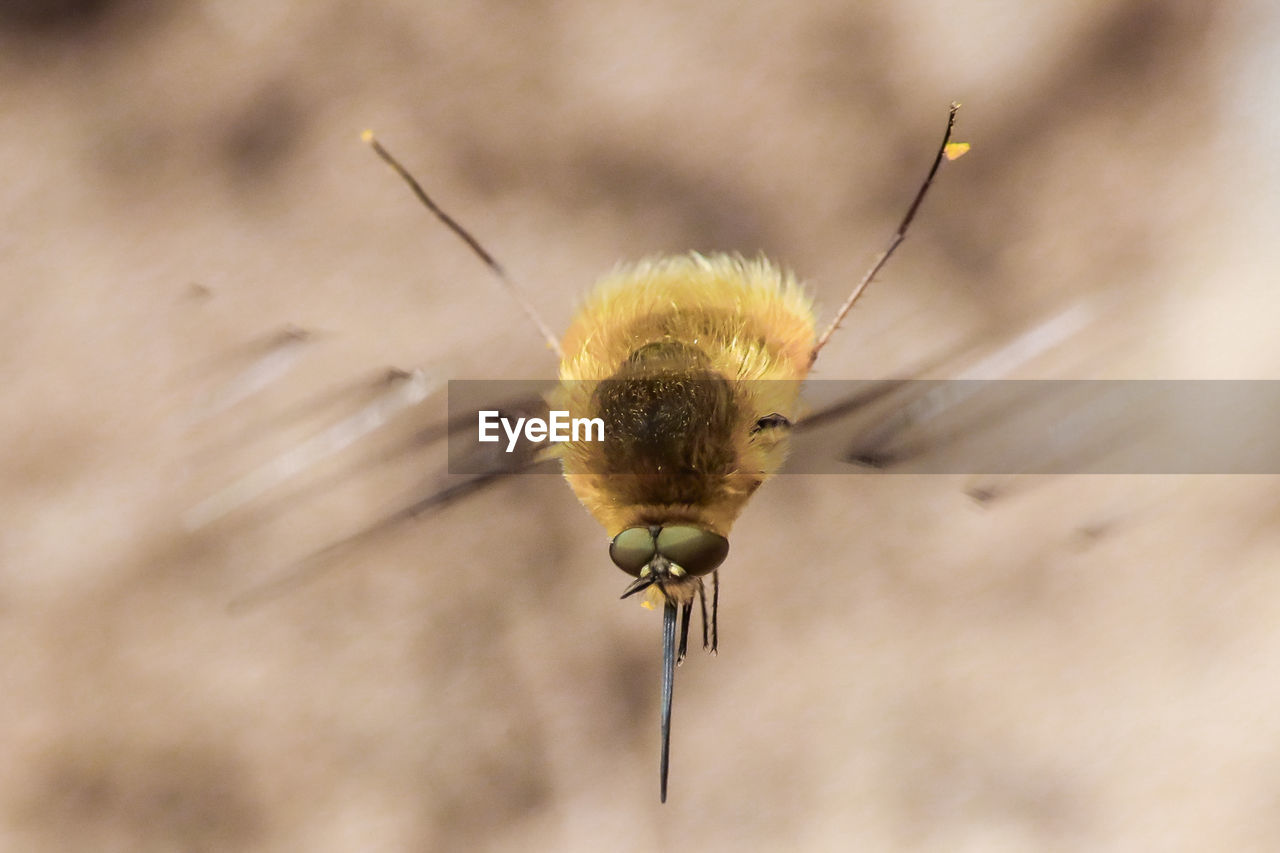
[660,598,677,803]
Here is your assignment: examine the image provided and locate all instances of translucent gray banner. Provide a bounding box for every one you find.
[446,380,1280,475]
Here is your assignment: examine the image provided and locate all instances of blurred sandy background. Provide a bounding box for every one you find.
[3,1,1280,850]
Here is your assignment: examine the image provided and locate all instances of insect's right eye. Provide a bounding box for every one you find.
[609,527,657,576]
[751,412,791,434]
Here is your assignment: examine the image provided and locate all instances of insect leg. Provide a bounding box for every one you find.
[698,578,710,651]
[810,104,963,364]
[677,599,693,665]
[709,569,719,655]
[363,132,564,358]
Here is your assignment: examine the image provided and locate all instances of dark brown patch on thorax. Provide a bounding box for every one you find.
[592,341,737,506]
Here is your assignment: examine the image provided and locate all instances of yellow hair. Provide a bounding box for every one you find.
[552,253,817,536]
[558,254,815,384]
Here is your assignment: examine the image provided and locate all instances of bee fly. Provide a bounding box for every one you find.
[363,104,966,802]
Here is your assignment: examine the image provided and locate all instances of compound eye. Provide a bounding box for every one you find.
[751,412,791,434]
[655,525,729,576]
[609,527,657,576]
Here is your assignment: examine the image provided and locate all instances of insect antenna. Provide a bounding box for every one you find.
[660,598,678,804]
[620,575,656,600]
[362,131,564,359]
[811,103,964,364]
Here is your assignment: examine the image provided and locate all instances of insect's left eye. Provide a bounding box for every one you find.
[656,526,729,576]
[751,413,791,434]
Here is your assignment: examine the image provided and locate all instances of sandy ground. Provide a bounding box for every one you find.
[3,1,1280,850]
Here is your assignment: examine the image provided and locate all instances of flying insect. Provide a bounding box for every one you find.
[364,105,966,802]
